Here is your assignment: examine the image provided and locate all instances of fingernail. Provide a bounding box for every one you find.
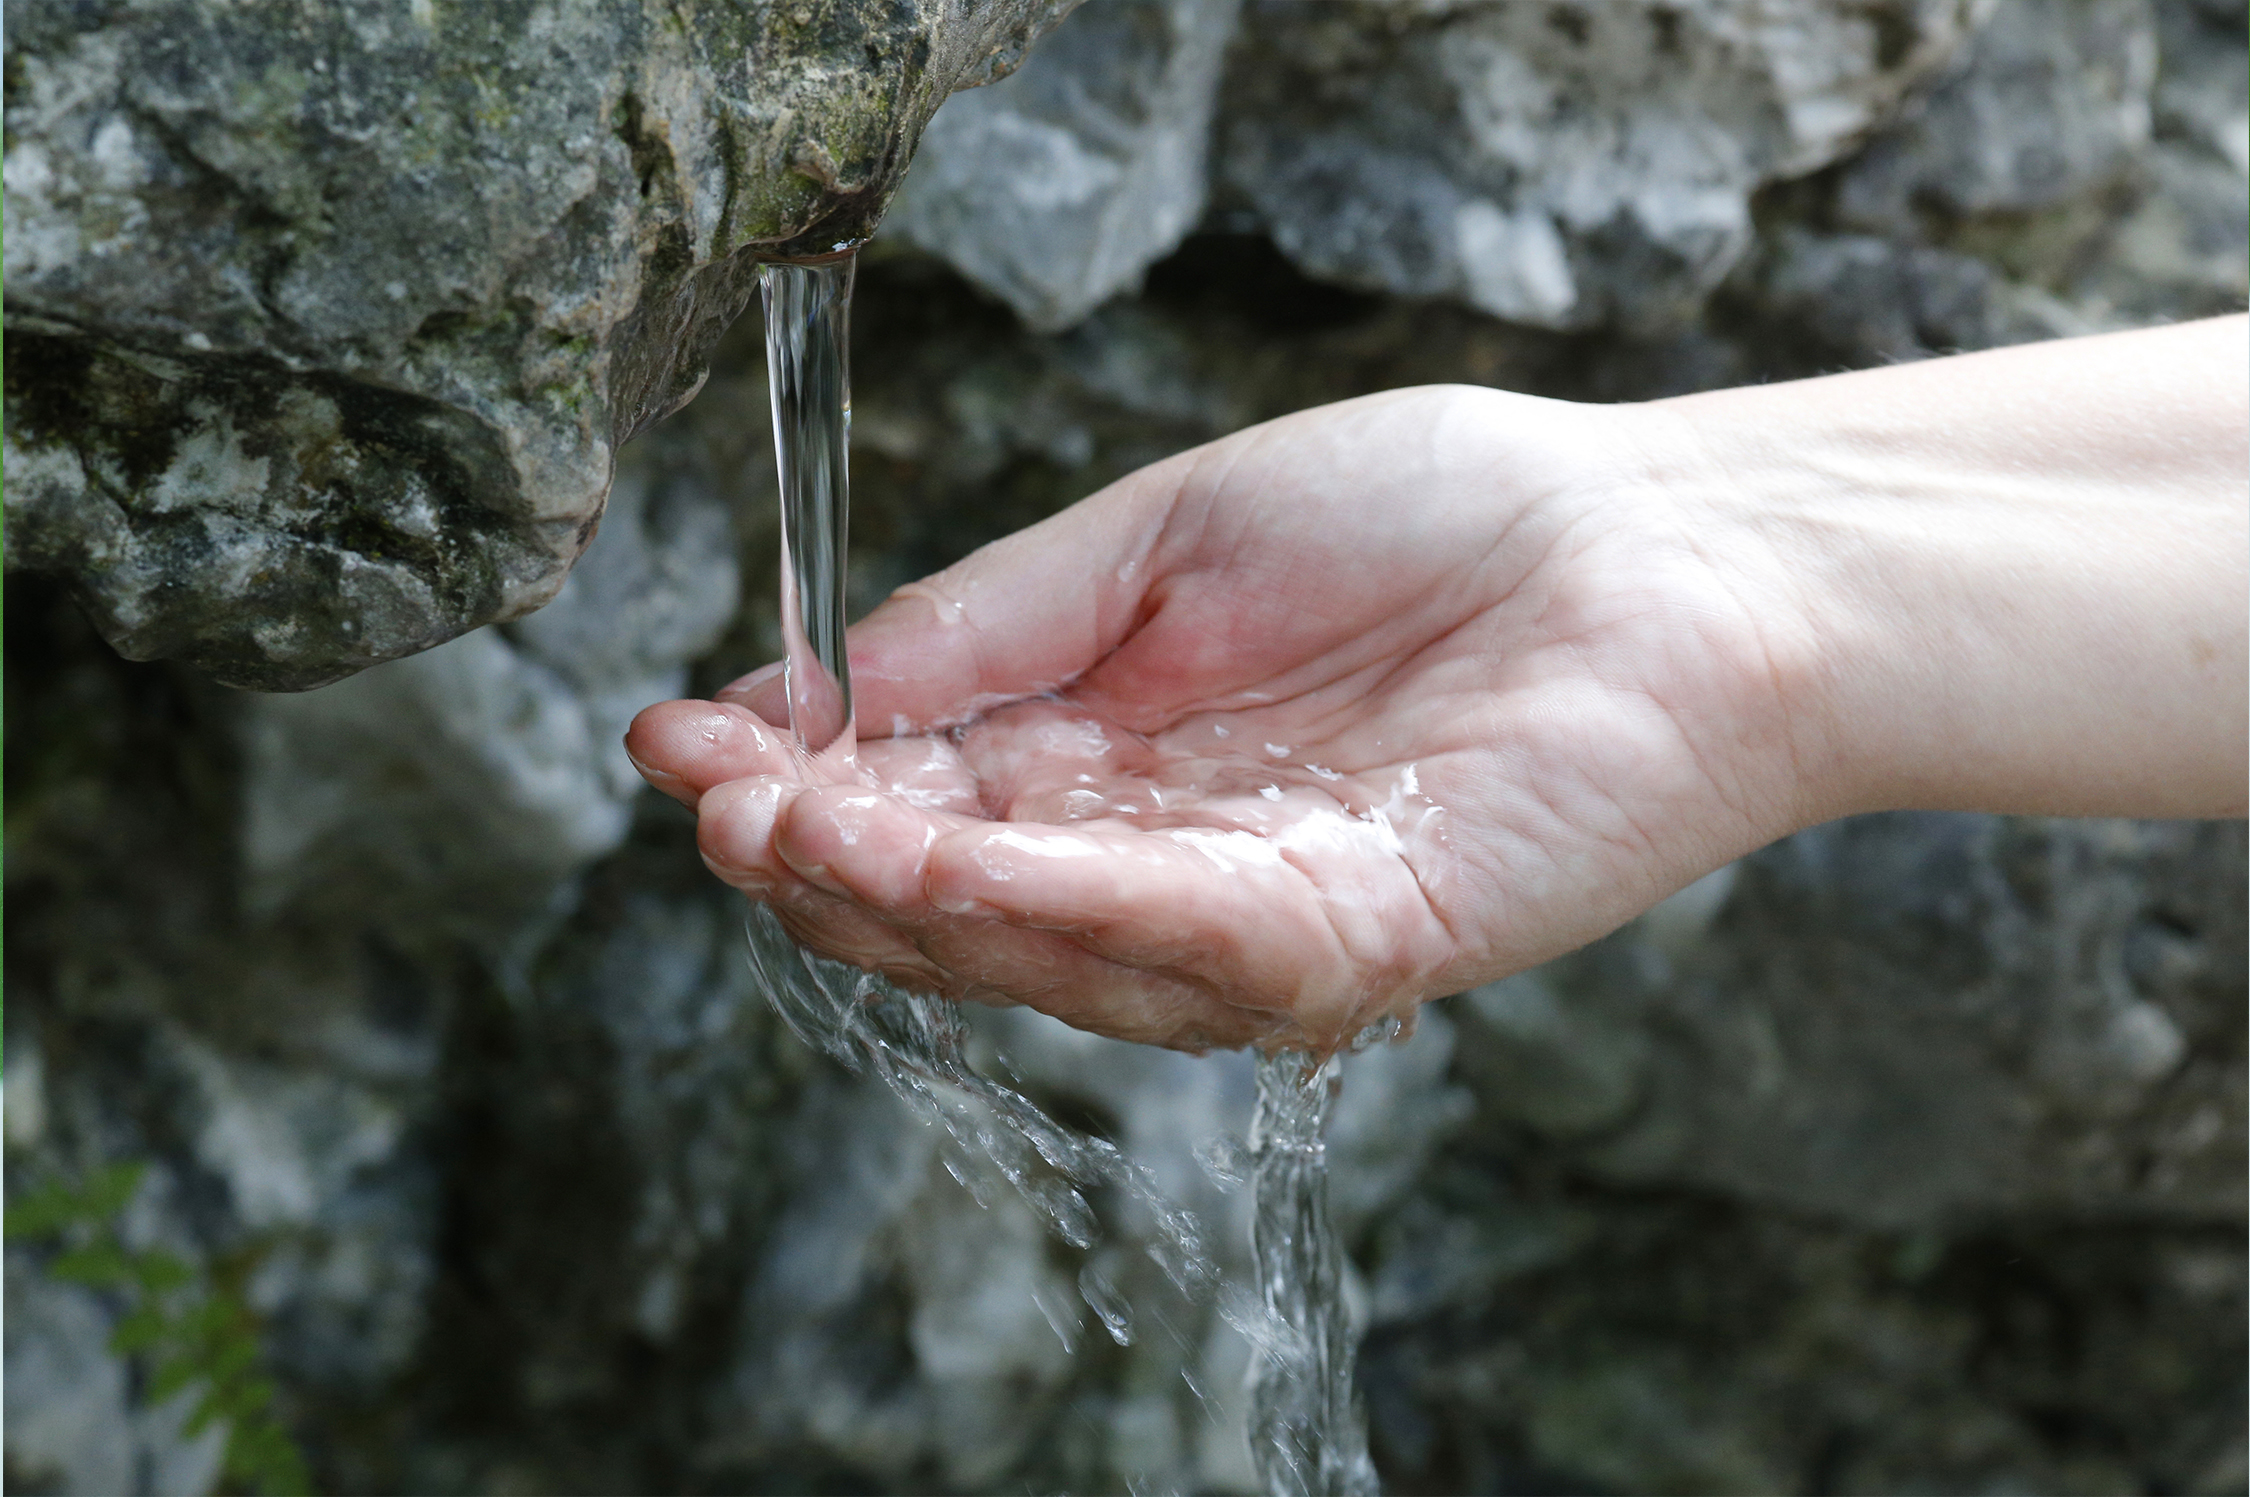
[626,747,697,807]
[625,747,682,785]
[716,662,784,704]
[699,851,777,895]
[777,844,847,896]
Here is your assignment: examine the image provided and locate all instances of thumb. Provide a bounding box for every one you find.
[723,462,1184,736]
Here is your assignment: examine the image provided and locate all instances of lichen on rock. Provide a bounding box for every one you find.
[1,0,1083,690]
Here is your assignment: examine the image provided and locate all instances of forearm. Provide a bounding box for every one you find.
[1654,316,2248,822]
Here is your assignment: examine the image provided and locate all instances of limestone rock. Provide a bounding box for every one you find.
[1833,0,2158,226]
[235,430,738,947]
[5,2,2244,1492]
[1727,0,2243,369]
[888,0,1244,330]
[1,0,1081,691]
[1454,814,2246,1231]
[1216,0,1996,331]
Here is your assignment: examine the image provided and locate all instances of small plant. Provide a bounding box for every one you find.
[6,1161,315,1497]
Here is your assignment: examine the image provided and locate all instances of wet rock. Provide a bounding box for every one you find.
[1216,0,1993,331]
[890,0,1244,331]
[1454,814,2246,1230]
[235,430,738,950]
[1,0,1083,691]
[6,2,2244,1494]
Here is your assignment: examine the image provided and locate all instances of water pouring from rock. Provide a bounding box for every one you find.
[753,252,1378,1495]
[763,258,857,761]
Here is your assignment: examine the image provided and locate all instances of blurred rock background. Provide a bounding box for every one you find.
[7,0,2244,1492]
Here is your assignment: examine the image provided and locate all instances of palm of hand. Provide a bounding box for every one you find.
[630,388,1797,1052]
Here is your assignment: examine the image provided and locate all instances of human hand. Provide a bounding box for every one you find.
[627,385,1815,1053]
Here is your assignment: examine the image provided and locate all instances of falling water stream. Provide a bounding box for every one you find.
[753,256,1376,1496]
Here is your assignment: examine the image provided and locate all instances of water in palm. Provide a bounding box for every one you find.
[753,254,1375,1496]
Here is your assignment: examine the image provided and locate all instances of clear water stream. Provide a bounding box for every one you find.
[753,255,1375,1495]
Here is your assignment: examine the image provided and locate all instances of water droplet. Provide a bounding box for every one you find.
[1078,1264,1136,1347]
[1195,1133,1251,1188]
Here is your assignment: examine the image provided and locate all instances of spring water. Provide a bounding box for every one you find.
[754,256,1376,1495]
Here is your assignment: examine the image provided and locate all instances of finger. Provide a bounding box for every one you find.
[826,465,1188,734]
[768,787,1408,1041]
[926,817,1450,1044]
[856,736,983,814]
[698,776,816,897]
[762,788,1273,1048]
[904,917,1277,1054]
[627,700,796,805]
[766,885,946,988]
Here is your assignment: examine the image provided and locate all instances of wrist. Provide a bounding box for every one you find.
[1646,323,2249,822]
[1596,400,1856,844]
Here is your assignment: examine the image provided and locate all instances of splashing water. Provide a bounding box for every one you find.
[1246,1051,1380,1497]
[753,256,1376,1493]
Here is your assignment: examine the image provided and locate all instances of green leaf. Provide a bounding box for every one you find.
[219,1376,276,1420]
[228,1421,315,1497]
[4,1182,85,1239]
[213,1335,261,1381]
[133,1250,195,1294]
[110,1304,174,1353]
[49,1241,133,1286]
[149,1352,205,1404]
[174,1297,238,1346]
[83,1161,148,1218]
[182,1394,223,1438]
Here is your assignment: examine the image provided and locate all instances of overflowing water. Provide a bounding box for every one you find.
[1247,1052,1381,1496]
[752,256,1376,1495]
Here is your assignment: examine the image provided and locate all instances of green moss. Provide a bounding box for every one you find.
[8,1162,317,1497]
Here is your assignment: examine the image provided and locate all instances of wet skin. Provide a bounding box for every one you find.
[627,386,1810,1054]
[628,317,2248,1053]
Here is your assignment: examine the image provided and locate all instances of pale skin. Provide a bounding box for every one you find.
[627,315,2248,1055]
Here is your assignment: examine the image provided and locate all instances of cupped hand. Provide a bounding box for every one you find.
[627,385,1817,1054]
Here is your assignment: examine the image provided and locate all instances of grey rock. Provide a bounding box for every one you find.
[1737,226,2015,359]
[1217,0,1995,331]
[2070,0,2250,321]
[2155,0,2250,176]
[1,0,1082,691]
[1327,1013,1475,1242]
[1732,0,2244,368]
[1456,814,2245,1231]
[3,1257,228,1497]
[721,1072,1076,1489]
[889,0,1244,330]
[1834,0,2159,227]
[236,426,738,949]
[1454,972,1651,1141]
[5,3,2244,1493]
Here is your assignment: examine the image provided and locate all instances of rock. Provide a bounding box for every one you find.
[6,1,2244,1492]
[1216,0,1994,331]
[1728,0,2245,369]
[1833,0,2158,228]
[3,1257,228,1497]
[888,0,1244,330]
[235,427,738,950]
[1,0,1083,691]
[1454,814,2246,1231]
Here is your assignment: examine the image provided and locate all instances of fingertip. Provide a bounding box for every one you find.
[697,775,796,892]
[628,698,788,799]
[775,785,945,912]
